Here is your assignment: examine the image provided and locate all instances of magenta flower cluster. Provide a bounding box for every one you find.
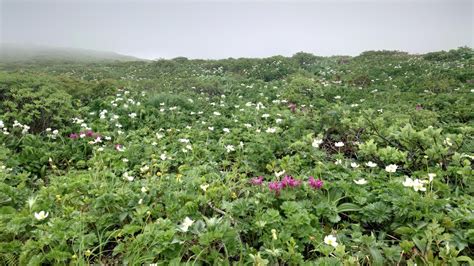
[288,103,297,113]
[250,176,264,185]
[69,130,99,140]
[308,176,324,189]
[250,175,324,194]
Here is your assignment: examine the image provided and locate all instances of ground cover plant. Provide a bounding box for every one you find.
[0,47,473,265]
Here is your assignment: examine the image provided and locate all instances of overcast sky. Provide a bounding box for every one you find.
[1,0,472,59]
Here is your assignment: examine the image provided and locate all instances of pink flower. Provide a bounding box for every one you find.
[85,130,95,137]
[250,176,264,185]
[308,176,323,189]
[416,104,423,111]
[281,175,301,188]
[288,103,297,113]
[69,133,78,139]
[268,181,283,193]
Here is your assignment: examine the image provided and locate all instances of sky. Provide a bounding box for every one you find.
[1,0,473,59]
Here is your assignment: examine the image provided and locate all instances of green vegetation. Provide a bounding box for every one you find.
[0,47,473,265]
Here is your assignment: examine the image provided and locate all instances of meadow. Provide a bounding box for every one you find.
[0,48,473,265]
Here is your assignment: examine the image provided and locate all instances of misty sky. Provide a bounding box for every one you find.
[1,0,473,59]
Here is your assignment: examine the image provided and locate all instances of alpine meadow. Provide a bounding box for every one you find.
[0,46,473,265]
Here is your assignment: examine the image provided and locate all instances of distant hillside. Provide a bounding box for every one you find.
[0,43,144,63]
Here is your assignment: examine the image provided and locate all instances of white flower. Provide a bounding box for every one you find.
[402,177,414,187]
[350,162,359,168]
[443,138,453,146]
[275,170,285,177]
[138,199,143,205]
[123,172,134,181]
[243,123,252,128]
[22,125,30,134]
[335,159,343,165]
[312,139,323,148]
[428,173,436,182]
[115,144,125,152]
[34,211,49,221]
[179,217,194,232]
[412,179,427,192]
[178,138,190,143]
[160,153,167,161]
[208,126,214,131]
[140,165,150,173]
[335,142,344,147]
[354,178,367,185]
[385,164,398,173]
[324,235,338,247]
[334,95,341,100]
[141,187,148,193]
[262,114,270,118]
[129,113,137,119]
[365,161,377,168]
[200,183,210,192]
[213,111,221,116]
[223,128,230,133]
[266,127,277,133]
[0,120,4,129]
[275,118,283,124]
[225,145,235,153]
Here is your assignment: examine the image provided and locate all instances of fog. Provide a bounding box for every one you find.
[1,0,473,59]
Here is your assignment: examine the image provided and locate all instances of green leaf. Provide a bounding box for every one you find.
[456,256,473,264]
[368,247,384,266]
[337,203,360,213]
[412,237,426,253]
[121,224,142,235]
